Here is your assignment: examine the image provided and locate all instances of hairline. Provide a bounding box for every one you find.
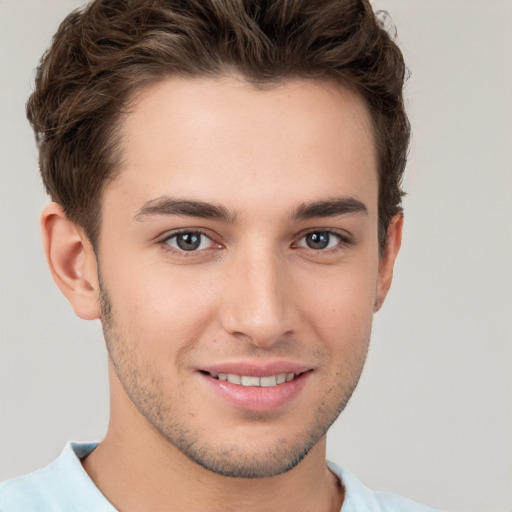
[87,72,386,252]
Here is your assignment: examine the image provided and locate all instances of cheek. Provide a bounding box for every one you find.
[296,261,378,347]
[107,262,221,351]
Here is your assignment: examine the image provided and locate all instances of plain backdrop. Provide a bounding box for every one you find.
[1,1,511,511]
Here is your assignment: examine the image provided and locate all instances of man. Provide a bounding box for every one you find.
[0,0,439,510]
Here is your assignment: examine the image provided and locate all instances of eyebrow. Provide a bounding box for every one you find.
[134,197,236,222]
[292,197,368,220]
[134,195,367,223]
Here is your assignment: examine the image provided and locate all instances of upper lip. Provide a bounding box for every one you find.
[199,360,311,377]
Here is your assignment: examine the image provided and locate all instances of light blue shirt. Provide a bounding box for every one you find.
[0,443,440,511]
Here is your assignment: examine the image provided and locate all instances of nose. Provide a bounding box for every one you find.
[220,245,298,348]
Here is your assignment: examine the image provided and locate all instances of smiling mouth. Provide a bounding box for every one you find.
[203,371,305,387]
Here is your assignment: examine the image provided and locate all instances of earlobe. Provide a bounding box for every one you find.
[375,213,403,312]
[41,203,101,320]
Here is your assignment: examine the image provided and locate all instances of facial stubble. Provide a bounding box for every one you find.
[98,274,369,479]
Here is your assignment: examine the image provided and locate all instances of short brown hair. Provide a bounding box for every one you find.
[27,0,410,250]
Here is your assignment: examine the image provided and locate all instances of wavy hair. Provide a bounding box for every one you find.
[27,0,410,250]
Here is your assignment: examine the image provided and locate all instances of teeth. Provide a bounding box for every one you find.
[210,372,296,387]
[226,373,241,385]
[241,375,260,386]
[260,375,277,387]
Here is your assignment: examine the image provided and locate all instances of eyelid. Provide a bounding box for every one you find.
[293,228,353,251]
[159,228,222,254]
[156,227,353,256]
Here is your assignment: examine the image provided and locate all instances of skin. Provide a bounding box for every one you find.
[42,76,402,512]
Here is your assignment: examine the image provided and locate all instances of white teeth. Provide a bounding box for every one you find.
[210,371,298,387]
[241,375,260,387]
[276,373,287,384]
[260,375,277,387]
[226,373,241,385]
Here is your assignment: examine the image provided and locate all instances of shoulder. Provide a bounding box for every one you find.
[327,461,442,512]
[0,457,69,512]
[0,442,111,512]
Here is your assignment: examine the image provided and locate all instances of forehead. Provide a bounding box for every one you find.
[107,76,378,219]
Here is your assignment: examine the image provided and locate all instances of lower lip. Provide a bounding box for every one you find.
[200,372,311,412]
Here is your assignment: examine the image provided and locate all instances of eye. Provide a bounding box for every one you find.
[164,231,215,252]
[297,231,342,250]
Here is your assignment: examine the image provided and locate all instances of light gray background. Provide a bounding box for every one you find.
[1,1,511,511]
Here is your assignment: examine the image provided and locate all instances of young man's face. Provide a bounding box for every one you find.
[87,77,399,477]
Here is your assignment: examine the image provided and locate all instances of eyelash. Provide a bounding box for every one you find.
[294,230,352,254]
[159,229,219,256]
[158,229,352,256]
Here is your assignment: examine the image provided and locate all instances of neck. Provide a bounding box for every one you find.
[82,368,344,512]
[82,417,343,512]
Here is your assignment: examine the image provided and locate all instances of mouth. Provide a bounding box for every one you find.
[201,370,305,387]
[199,366,312,411]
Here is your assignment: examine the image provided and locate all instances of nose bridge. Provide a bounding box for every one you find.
[222,241,295,346]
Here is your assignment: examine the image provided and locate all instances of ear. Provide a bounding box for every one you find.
[374,213,403,312]
[41,202,101,320]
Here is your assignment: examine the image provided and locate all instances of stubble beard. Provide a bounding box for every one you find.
[98,279,368,479]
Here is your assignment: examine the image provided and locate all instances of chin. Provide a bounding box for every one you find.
[172,432,320,478]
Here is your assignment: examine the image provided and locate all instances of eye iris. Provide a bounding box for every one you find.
[306,232,330,249]
[176,232,202,251]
